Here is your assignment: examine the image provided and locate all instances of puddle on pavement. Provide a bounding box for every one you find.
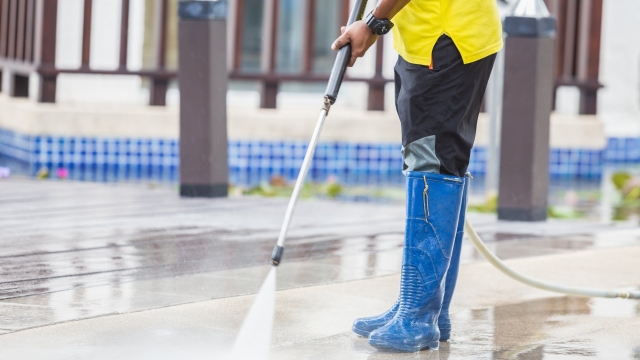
[351,293,640,359]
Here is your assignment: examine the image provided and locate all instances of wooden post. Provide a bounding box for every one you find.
[15,0,25,60]
[0,0,6,92]
[577,0,603,115]
[36,0,58,103]
[118,0,130,70]
[7,0,16,59]
[498,7,556,222]
[7,0,28,97]
[0,0,8,58]
[24,0,35,62]
[259,0,278,109]
[231,0,244,71]
[302,0,315,74]
[80,0,92,70]
[178,0,229,198]
[150,0,168,106]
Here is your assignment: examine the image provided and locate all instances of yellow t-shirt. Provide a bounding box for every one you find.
[391,0,503,66]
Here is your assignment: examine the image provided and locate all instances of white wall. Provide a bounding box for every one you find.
[54,0,148,105]
[598,0,640,136]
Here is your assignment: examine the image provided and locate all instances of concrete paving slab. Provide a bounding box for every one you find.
[3,177,640,360]
[3,178,640,336]
[0,245,638,359]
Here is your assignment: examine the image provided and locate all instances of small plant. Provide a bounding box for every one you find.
[36,167,49,179]
[609,171,640,221]
[242,175,344,199]
[468,195,497,213]
[321,175,343,199]
[547,206,585,219]
[612,171,632,190]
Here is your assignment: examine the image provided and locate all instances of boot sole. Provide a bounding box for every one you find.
[352,326,371,338]
[369,339,440,352]
[354,324,450,341]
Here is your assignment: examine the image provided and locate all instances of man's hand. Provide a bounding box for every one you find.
[331,21,378,67]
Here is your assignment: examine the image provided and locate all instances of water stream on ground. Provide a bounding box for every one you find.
[229,267,277,360]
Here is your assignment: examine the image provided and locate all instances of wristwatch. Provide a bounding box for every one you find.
[365,12,394,35]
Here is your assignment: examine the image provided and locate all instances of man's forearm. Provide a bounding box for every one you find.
[372,0,411,20]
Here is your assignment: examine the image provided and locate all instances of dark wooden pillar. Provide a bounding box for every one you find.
[498,11,556,222]
[260,81,278,109]
[577,0,603,115]
[80,0,92,70]
[259,0,278,109]
[150,0,168,106]
[0,0,6,92]
[0,0,9,59]
[9,74,28,97]
[37,0,58,103]
[118,0,130,70]
[6,0,16,59]
[15,0,25,60]
[178,0,229,198]
[302,0,315,74]
[546,0,603,115]
[24,0,35,62]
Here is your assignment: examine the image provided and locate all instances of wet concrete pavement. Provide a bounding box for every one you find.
[1,178,640,359]
[0,246,639,359]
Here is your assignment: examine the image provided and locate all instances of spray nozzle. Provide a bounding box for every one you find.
[271,245,284,267]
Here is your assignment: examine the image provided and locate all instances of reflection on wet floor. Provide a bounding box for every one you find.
[277,294,640,360]
[2,178,640,337]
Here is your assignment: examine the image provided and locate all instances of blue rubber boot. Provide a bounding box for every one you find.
[352,175,469,341]
[352,301,398,337]
[437,174,469,341]
[368,171,464,352]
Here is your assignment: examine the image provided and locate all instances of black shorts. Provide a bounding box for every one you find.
[395,35,496,177]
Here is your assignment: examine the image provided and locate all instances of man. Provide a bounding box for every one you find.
[331,0,503,352]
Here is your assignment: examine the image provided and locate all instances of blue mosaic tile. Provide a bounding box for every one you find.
[606,137,640,162]
[6,127,640,185]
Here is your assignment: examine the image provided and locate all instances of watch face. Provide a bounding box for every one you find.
[375,23,390,35]
[366,13,393,35]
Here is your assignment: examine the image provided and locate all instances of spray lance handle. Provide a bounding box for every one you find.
[324,0,369,105]
[270,0,369,268]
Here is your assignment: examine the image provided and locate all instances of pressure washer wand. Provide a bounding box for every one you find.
[271,0,369,266]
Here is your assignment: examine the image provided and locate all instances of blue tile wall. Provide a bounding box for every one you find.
[549,148,604,177]
[467,147,487,175]
[3,126,640,185]
[228,141,404,185]
[0,128,33,163]
[605,138,640,162]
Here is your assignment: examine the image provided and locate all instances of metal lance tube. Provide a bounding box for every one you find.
[271,0,369,266]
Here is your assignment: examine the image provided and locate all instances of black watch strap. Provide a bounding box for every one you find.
[365,12,394,36]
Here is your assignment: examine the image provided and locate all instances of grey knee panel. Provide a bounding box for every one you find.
[402,135,441,175]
